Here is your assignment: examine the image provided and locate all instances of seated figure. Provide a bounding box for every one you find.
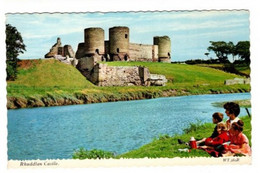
[223,120,251,156]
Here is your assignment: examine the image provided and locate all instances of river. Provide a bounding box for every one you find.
[7,93,250,160]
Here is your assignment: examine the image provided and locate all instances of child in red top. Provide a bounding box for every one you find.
[223,120,251,156]
[199,122,229,157]
[205,122,229,146]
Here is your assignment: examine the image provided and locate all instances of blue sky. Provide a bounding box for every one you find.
[6,11,249,61]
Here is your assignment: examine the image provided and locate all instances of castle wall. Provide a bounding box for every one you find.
[92,64,150,86]
[129,43,158,62]
[58,47,64,57]
[109,26,129,58]
[64,45,75,58]
[75,43,85,59]
[84,28,105,55]
[45,38,62,58]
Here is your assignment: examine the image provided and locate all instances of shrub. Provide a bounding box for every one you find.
[183,120,204,134]
[72,148,115,159]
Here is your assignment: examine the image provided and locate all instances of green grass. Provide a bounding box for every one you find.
[72,148,115,159]
[72,115,251,159]
[197,63,250,76]
[117,116,251,158]
[7,60,250,106]
[212,99,251,108]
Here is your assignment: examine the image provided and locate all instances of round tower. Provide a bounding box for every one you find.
[84,27,105,56]
[109,26,129,60]
[153,36,171,62]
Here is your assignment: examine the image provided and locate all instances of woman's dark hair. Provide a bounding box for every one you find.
[232,120,244,132]
[212,112,224,122]
[223,102,240,117]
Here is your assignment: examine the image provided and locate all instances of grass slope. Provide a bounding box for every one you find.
[7,59,95,97]
[7,60,250,105]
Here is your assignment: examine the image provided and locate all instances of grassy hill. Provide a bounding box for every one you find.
[7,59,95,97]
[7,59,250,109]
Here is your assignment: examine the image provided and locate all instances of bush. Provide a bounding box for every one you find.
[183,120,204,134]
[72,148,115,159]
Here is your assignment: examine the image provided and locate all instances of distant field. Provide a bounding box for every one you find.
[7,59,250,108]
[196,63,250,76]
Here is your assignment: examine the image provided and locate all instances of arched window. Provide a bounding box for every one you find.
[117,48,120,53]
[96,49,99,54]
[125,34,128,39]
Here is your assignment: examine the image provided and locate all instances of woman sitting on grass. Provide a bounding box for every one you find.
[223,102,240,130]
[222,120,251,156]
[199,122,229,157]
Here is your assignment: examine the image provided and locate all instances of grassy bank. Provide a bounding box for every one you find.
[72,116,251,159]
[7,59,250,109]
[196,63,250,77]
[118,116,251,158]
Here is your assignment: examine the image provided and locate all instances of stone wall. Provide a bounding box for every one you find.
[92,64,148,86]
[45,38,75,59]
[45,38,62,58]
[78,63,167,87]
[75,43,85,59]
[64,45,75,58]
[150,74,167,86]
[224,78,250,85]
[129,43,158,62]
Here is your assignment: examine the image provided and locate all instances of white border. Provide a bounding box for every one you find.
[1,0,260,173]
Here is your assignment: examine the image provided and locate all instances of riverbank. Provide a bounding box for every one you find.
[72,115,251,159]
[7,87,250,109]
[7,59,250,109]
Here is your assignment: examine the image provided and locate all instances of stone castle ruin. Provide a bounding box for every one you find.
[45,37,78,66]
[45,26,170,86]
[75,26,171,62]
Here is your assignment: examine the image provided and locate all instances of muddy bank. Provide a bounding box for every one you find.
[7,88,250,109]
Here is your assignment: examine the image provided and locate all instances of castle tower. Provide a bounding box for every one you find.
[109,26,129,61]
[84,27,105,56]
[153,36,171,62]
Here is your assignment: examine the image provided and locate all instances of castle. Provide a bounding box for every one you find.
[45,26,171,86]
[75,26,171,63]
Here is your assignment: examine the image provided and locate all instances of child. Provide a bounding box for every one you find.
[223,102,240,130]
[196,112,224,146]
[205,122,229,146]
[199,122,230,157]
[223,120,251,156]
[178,112,223,146]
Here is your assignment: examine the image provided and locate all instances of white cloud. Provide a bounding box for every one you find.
[7,11,249,60]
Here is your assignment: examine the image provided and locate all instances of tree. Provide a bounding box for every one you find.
[6,24,26,80]
[207,41,230,63]
[235,41,250,64]
[204,52,209,58]
[227,41,235,62]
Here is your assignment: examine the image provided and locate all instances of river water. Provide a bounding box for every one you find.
[7,93,250,160]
